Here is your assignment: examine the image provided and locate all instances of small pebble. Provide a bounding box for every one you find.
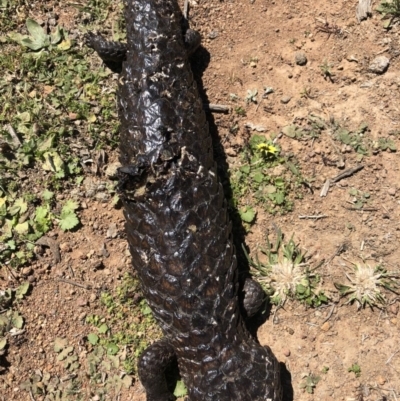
[208,30,219,39]
[368,56,390,74]
[320,321,331,332]
[389,303,399,315]
[280,95,291,104]
[388,188,396,196]
[79,312,87,321]
[76,297,88,307]
[283,348,291,357]
[106,223,118,239]
[285,327,294,335]
[22,267,33,276]
[295,51,307,66]
[60,242,72,252]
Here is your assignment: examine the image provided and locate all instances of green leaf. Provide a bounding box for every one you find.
[87,333,99,345]
[58,38,72,51]
[35,206,49,222]
[9,198,28,216]
[141,303,152,316]
[296,283,308,295]
[239,206,256,223]
[7,240,16,250]
[59,212,79,231]
[174,380,188,397]
[98,323,109,334]
[7,32,24,45]
[57,346,73,361]
[240,165,251,174]
[22,18,50,50]
[54,337,68,352]
[0,337,7,350]
[38,135,54,152]
[7,206,21,217]
[253,172,264,183]
[14,221,29,234]
[334,282,352,295]
[383,19,392,29]
[16,282,30,299]
[12,312,23,329]
[50,26,63,45]
[106,343,119,355]
[59,201,80,231]
[62,199,79,213]
[0,197,7,217]
[2,218,15,238]
[42,151,65,174]
[42,190,54,201]
[274,192,285,205]
[264,184,276,194]
[281,125,298,138]
[26,18,46,40]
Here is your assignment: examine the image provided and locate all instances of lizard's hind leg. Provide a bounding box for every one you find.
[138,339,178,401]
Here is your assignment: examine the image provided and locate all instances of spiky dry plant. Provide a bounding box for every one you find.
[334,263,400,309]
[244,227,327,307]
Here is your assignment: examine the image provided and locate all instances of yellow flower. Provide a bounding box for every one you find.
[256,143,278,155]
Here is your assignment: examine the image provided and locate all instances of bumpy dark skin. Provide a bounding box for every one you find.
[85,1,282,400]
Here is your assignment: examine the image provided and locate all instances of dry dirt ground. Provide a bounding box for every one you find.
[1,0,400,400]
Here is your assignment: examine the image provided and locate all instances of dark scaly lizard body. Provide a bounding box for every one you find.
[85,1,282,400]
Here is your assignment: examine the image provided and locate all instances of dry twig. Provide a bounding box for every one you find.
[298,214,327,220]
[331,165,364,183]
[56,278,92,290]
[315,17,342,38]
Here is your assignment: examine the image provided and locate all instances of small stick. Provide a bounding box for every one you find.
[203,103,231,113]
[255,97,264,112]
[342,205,378,212]
[386,349,399,365]
[56,278,92,290]
[320,179,330,197]
[322,304,336,323]
[330,165,364,183]
[29,391,36,401]
[299,214,327,220]
[61,373,77,382]
[10,329,25,336]
[68,264,75,278]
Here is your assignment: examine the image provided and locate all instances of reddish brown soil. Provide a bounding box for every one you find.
[1,1,399,400]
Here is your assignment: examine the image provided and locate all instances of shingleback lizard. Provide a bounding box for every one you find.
[85,1,282,400]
